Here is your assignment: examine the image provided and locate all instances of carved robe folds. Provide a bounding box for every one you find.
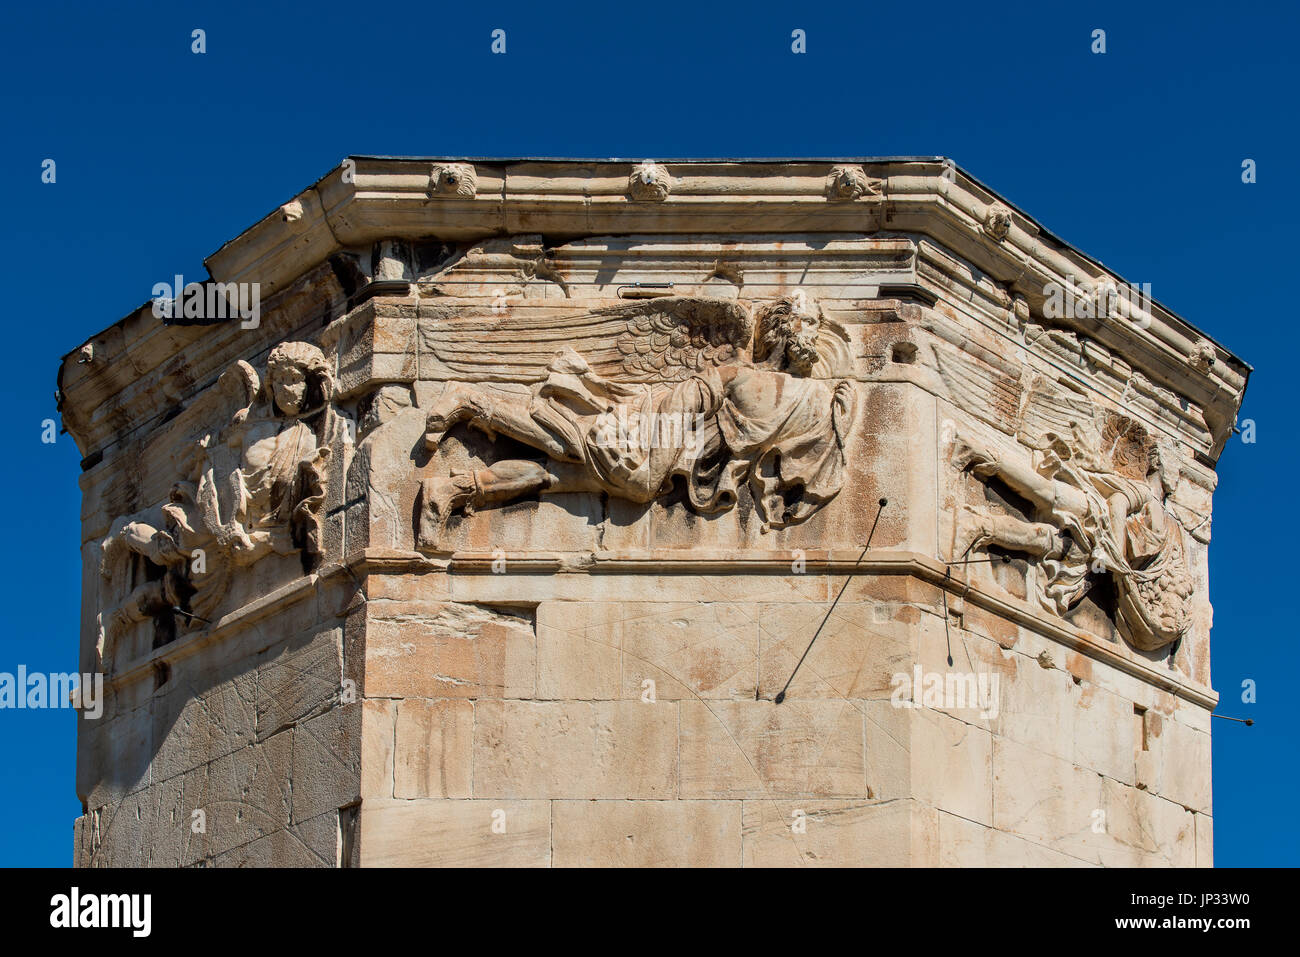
[532,358,850,529]
[95,341,348,670]
[1035,454,1194,651]
[416,296,856,546]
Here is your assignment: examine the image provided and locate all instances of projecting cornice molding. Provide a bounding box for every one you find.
[214,158,1249,410]
[59,157,1248,463]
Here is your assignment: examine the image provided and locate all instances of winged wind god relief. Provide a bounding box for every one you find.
[96,341,351,670]
[416,296,857,548]
[936,345,1197,652]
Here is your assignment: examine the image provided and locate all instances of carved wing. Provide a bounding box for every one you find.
[932,345,1101,447]
[1016,374,1101,450]
[219,359,261,419]
[616,298,753,381]
[423,296,753,383]
[932,345,1024,437]
[163,359,260,482]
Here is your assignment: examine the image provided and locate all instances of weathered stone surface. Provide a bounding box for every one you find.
[1105,779,1196,867]
[150,667,258,785]
[1195,813,1213,867]
[78,705,152,811]
[935,809,989,867]
[180,730,293,862]
[82,775,187,867]
[1072,685,1138,786]
[359,799,550,867]
[254,628,343,740]
[863,699,912,801]
[209,809,339,867]
[1136,711,1213,813]
[553,800,741,867]
[980,645,1074,758]
[679,700,866,799]
[394,699,473,799]
[289,705,361,823]
[985,828,1094,867]
[987,735,1193,867]
[359,699,395,799]
[365,603,535,700]
[992,736,1098,858]
[621,602,758,701]
[536,601,622,700]
[758,602,917,701]
[474,700,678,799]
[741,799,919,867]
[912,708,993,826]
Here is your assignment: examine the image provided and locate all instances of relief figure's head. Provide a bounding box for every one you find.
[754,296,823,376]
[265,341,331,417]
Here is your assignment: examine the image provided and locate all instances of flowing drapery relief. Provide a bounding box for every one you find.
[416,296,857,548]
[96,341,349,669]
[936,344,1198,651]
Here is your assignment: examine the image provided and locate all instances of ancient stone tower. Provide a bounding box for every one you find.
[61,158,1246,866]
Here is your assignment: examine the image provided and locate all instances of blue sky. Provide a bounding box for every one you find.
[0,0,1293,866]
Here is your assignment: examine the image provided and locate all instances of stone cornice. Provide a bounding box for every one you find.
[60,157,1249,462]
[102,547,1219,713]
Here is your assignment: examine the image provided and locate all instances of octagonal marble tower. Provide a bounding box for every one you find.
[59,158,1247,867]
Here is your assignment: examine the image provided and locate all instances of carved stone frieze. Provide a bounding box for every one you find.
[95,341,350,669]
[415,295,856,549]
[936,342,1198,651]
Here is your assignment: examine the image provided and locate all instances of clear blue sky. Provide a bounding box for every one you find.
[0,0,1292,866]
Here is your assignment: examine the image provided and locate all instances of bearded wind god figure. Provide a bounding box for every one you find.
[416,296,856,547]
[98,341,347,666]
[935,345,1195,652]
